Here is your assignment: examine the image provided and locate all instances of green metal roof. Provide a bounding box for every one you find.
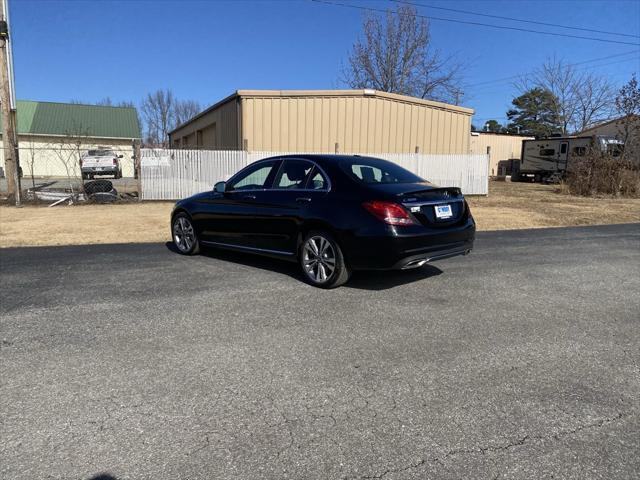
[3,100,141,139]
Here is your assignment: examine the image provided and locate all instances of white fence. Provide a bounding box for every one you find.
[140,149,489,200]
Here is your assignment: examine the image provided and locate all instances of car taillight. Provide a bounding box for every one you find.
[112,158,117,165]
[79,159,83,167]
[362,201,415,226]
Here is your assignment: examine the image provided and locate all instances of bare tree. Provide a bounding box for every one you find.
[174,100,201,126]
[574,73,616,131]
[517,57,615,134]
[96,97,113,106]
[23,136,38,189]
[96,97,137,108]
[49,122,90,202]
[340,5,463,103]
[140,89,175,146]
[615,75,640,161]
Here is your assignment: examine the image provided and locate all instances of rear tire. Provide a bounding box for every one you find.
[299,231,350,288]
[172,213,200,255]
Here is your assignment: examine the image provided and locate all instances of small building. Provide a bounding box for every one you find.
[579,114,639,161]
[469,131,534,176]
[0,100,141,178]
[169,89,474,154]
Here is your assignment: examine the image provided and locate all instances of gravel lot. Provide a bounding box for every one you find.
[1,224,639,479]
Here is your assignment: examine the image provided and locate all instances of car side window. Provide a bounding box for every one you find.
[306,167,328,190]
[273,160,314,189]
[350,164,400,184]
[228,161,277,191]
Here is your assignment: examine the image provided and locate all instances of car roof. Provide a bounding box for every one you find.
[269,154,383,165]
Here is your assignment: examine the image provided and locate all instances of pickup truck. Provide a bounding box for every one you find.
[80,148,123,180]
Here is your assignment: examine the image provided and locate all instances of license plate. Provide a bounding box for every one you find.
[435,204,453,219]
[96,167,103,171]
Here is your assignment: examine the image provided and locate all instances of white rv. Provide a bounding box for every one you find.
[514,135,624,182]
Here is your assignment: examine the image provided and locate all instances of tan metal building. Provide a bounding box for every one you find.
[169,89,474,154]
[469,131,534,176]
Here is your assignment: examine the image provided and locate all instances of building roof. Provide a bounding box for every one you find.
[169,89,474,135]
[470,131,534,138]
[579,114,639,135]
[2,100,141,139]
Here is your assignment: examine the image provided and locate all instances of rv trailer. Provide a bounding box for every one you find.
[513,135,624,183]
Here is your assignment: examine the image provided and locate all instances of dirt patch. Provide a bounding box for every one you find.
[1,182,639,248]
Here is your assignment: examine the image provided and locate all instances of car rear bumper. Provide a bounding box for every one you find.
[82,167,119,174]
[392,242,473,269]
[343,219,476,270]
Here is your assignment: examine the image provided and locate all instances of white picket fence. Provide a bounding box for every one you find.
[140,149,489,200]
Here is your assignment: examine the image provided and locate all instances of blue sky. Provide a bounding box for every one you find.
[9,0,640,127]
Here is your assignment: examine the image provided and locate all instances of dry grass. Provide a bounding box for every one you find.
[1,182,639,248]
[0,202,175,248]
[468,181,640,231]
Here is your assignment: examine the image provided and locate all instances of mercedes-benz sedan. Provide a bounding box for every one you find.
[171,154,475,288]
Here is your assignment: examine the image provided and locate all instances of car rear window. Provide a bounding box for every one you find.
[340,158,423,184]
[87,150,113,156]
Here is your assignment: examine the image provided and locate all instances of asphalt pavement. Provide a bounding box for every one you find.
[1,224,639,480]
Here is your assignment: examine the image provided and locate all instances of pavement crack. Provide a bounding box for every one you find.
[444,412,627,459]
[355,412,628,480]
[361,459,426,479]
[188,434,210,456]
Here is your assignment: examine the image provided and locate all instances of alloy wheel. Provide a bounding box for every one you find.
[302,235,336,283]
[173,216,196,253]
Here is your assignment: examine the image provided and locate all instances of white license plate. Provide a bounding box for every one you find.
[435,204,453,219]
[96,167,103,171]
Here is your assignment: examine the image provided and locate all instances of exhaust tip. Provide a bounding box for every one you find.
[402,258,428,269]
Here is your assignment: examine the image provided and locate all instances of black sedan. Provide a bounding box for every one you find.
[171,154,475,288]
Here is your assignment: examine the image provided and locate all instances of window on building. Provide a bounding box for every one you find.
[539,148,555,156]
[196,130,203,147]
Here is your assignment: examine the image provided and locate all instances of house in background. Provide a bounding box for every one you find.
[469,131,534,176]
[169,89,474,155]
[579,114,639,161]
[0,100,141,178]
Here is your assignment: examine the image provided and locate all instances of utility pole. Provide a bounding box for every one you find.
[0,0,19,204]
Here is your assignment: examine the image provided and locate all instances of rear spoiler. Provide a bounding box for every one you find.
[398,187,462,201]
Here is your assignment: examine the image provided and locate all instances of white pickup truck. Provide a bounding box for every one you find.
[80,148,123,180]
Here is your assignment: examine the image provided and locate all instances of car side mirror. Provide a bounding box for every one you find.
[214,181,227,193]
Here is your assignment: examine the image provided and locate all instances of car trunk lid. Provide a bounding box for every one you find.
[398,186,466,227]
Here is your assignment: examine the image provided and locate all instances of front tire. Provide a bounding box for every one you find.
[299,231,350,288]
[172,213,200,255]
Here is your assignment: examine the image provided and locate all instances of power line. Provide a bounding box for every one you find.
[391,0,640,39]
[469,52,640,90]
[310,0,640,47]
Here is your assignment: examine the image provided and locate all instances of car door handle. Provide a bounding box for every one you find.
[242,194,256,200]
[296,197,312,203]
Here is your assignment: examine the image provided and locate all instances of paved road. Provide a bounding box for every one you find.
[1,224,639,480]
